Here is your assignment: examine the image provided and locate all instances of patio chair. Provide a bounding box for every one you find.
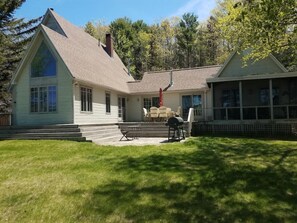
[143,108,149,121]
[159,106,168,121]
[175,106,181,117]
[150,107,159,121]
[166,107,174,118]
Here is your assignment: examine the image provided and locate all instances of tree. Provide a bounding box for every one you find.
[216,0,296,66]
[176,13,199,68]
[110,18,136,75]
[84,20,109,44]
[84,21,98,39]
[0,0,41,112]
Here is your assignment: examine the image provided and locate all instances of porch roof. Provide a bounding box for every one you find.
[128,65,221,94]
[207,71,297,83]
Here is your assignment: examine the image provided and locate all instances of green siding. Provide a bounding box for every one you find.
[219,53,284,78]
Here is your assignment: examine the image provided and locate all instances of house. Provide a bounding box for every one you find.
[10,9,297,127]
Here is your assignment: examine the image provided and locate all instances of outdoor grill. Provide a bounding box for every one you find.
[166,117,185,141]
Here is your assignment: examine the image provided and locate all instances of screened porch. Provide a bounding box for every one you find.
[212,77,297,121]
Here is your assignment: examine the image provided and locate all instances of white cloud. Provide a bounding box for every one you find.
[171,0,216,21]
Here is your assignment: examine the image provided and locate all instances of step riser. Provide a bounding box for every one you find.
[0,129,81,134]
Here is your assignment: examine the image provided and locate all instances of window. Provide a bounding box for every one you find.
[182,94,202,119]
[30,86,57,113]
[143,98,152,110]
[106,92,111,113]
[143,97,160,110]
[81,87,92,112]
[31,42,56,77]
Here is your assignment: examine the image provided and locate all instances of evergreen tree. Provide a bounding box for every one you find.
[0,0,41,112]
[176,13,199,68]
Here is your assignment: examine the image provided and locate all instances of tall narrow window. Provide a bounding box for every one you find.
[48,86,57,112]
[31,42,56,77]
[106,92,111,113]
[81,87,92,112]
[30,88,38,112]
[30,86,57,113]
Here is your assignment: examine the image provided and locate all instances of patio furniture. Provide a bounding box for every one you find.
[119,129,131,141]
[175,106,181,117]
[166,116,185,141]
[143,108,149,121]
[159,106,168,121]
[150,107,159,121]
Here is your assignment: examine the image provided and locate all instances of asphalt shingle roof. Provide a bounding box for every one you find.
[43,10,134,93]
[128,66,221,94]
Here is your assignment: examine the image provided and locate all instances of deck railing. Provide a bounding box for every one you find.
[0,113,12,126]
[214,105,297,121]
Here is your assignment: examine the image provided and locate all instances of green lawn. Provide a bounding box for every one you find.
[0,137,297,222]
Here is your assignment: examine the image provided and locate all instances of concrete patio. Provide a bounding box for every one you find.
[92,137,188,146]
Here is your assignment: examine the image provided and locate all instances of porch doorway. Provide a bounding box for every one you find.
[182,94,202,120]
[118,97,126,122]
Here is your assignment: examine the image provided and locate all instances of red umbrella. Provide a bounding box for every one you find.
[159,88,163,107]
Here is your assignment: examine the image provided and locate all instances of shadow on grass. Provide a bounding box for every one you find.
[76,137,297,222]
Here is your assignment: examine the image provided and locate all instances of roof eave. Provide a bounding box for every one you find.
[207,71,297,83]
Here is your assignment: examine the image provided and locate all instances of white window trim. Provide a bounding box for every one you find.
[29,85,57,114]
[80,86,93,113]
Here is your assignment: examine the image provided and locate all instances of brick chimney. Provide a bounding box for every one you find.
[105,33,113,58]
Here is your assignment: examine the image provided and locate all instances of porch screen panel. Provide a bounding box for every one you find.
[242,80,270,120]
[273,77,297,119]
[289,77,297,118]
[213,82,240,120]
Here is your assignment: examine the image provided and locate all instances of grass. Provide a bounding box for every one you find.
[0,137,297,222]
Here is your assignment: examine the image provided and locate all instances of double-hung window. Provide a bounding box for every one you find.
[81,87,92,112]
[30,86,57,113]
[143,97,160,110]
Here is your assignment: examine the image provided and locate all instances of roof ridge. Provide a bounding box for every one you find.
[146,65,222,74]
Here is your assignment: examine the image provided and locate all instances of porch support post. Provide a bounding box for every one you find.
[204,90,207,121]
[211,83,214,121]
[239,81,243,120]
[269,79,274,120]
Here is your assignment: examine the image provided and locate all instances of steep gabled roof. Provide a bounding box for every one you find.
[41,9,134,93]
[128,66,221,94]
[11,9,134,93]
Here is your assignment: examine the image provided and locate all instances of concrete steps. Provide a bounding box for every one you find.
[79,124,122,142]
[0,122,190,143]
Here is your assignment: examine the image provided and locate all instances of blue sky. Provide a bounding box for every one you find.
[16,0,216,26]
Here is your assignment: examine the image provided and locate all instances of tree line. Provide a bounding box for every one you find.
[85,13,224,79]
[0,0,296,112]
[85,0,296,79]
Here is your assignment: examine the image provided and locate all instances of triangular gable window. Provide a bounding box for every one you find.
[31,42,56,77]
